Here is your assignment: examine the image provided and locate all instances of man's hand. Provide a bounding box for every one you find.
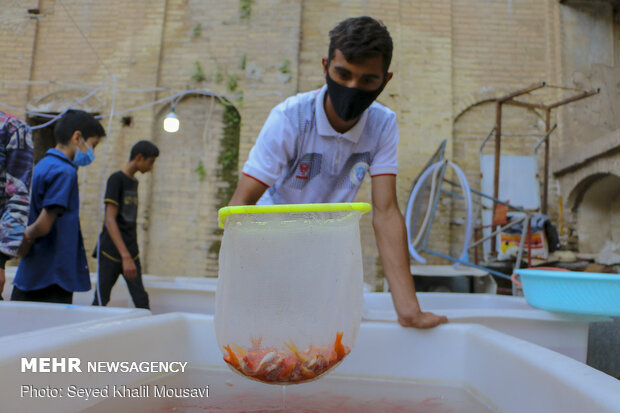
[397,309,448,329]
[391,289,449,329]
[0,267,5,299]
[121,256,137,281]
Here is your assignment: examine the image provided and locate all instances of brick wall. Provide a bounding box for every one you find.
[4,0,612,288]
[0,0,38,111]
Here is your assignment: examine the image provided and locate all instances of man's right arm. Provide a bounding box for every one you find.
[228,174,269,206]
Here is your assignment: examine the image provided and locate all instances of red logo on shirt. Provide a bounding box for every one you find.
[296,162,310,179]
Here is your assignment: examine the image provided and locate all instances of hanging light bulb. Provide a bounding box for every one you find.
[163,111,179,133]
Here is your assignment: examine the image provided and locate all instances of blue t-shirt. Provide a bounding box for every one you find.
[14,149,90,292]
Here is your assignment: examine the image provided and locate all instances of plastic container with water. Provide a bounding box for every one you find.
[215,203,370,384]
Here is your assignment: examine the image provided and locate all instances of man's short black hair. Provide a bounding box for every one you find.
[130,140,159,161]
[53,109,105,145]
[328,16,393,74]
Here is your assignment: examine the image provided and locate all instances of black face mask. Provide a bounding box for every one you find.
[325,70,386,122]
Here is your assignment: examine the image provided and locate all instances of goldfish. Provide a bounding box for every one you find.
[222,332,351,384]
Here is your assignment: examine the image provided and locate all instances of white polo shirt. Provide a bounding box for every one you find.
[242,85,399,205]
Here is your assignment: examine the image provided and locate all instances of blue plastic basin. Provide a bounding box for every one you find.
[515,269,620,316]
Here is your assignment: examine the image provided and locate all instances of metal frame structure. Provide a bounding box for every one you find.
[477,123,557,267]
[492,83,599,216]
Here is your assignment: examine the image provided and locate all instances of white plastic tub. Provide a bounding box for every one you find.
[0,301,150,338]
[76,274,217,313]
[364,292,610,362]
[140,275,217,314]
[0,313,618,413]
[2,267,130,307]
[3,268,217,314]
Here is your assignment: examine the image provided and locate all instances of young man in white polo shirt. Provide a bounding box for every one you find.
[229,16,448,329]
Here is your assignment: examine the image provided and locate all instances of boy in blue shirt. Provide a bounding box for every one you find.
[12,110,105,304]
[92,140,159,309]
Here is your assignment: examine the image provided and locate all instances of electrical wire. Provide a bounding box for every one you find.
[0,102,57,118]
[0,86,284,126]
[57,0,112,75]
[95,91,185,119]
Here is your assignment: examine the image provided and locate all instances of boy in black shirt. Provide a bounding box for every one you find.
[93,140,159,309]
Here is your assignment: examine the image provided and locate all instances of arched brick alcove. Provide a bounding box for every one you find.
[567,173,620,255]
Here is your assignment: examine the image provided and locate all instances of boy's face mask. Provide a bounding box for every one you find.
[74,143,95,166]
[325,68,386,122]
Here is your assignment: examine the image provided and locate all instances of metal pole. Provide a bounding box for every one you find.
[533,123,557,156]
[441,188,486,208]
[546,88,600,110]
[474,228,479,265]
[422,248,512,280]
[492,100,502,254]
[527,219,532,268]
[497,81,546,103]
[479,127,496,155]
[468,216,527,250]
[542,108,551,214]
[503,99,545,110]
[512,215,529,297]
[443,179,526,212]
